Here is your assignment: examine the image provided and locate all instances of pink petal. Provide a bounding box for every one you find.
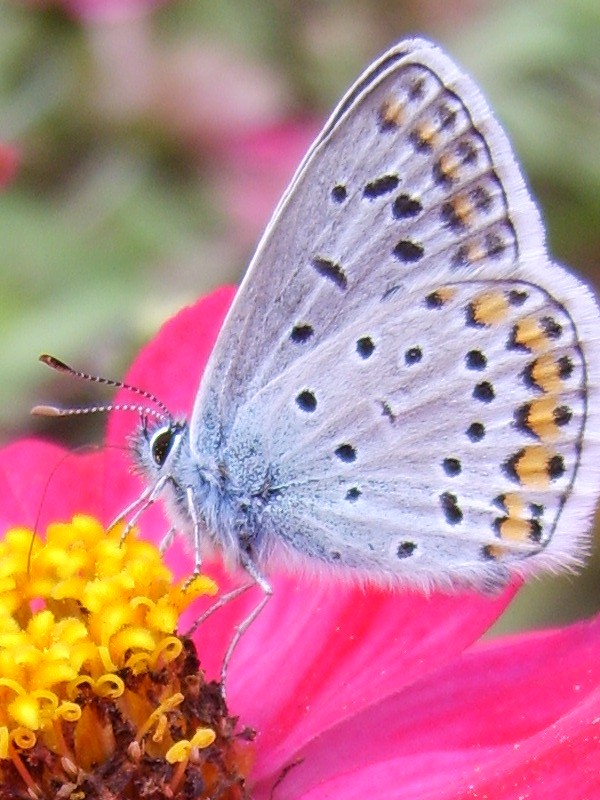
[0,439,107,530]
[257,614,600,799]
[229,579,515,787]
[216,121,320,244]
[21,0,169,22]
[0,143,19,188]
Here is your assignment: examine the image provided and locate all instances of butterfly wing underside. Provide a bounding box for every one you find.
[189,38,600,590]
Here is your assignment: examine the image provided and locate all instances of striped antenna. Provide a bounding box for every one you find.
[32,354,172,422]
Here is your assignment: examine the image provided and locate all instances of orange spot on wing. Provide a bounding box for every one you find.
[436,152,459,180]
[525,397,561,440]
[379,98,404,127]
[499,517,532,542]
[513,317,549,351]
[514,446,553,488]
[415,121,438,148]
[501,493,525,517]
[450,194,474,227]
[530,354,562,393]
[496,493,537,544]
[471,291,510,326]
[435,286,456,304]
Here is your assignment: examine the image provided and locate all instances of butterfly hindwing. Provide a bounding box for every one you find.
[222,277,591,590]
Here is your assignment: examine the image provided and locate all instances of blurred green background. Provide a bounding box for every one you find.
[2,0,599,635]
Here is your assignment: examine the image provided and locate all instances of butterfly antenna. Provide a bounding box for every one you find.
[31,354,172,422]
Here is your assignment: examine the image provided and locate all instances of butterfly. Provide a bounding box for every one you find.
[38,38,600,648]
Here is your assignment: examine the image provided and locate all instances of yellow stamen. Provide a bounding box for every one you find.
[0,514,252,797]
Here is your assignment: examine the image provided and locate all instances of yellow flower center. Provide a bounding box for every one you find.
[0,515,254,798]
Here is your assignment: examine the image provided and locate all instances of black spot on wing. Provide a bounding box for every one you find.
[549,454,565,480]
[405,346,422,365]
[356,337,375,359]
[473,381,495,403]
[541,316,562,339]
[554,405,572,427]
[397,541,416,559]
[363,174,399,198]
[291,324,314,343]
[296,390,317,412]
[465,350,487,370]
[440,492,463,525]
[392,194,422,219]
[311,257,348,290]
[466,422,485,442]
[331,184,348,203]
[508,289,528,306]
[393,240,424,263]
[335,444,357,463]
[442,458,461,476]
[558,356,574,380]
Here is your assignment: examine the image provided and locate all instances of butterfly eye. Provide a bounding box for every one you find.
[150,427,175,467]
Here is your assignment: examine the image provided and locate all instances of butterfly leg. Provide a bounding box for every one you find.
[111,474,170,545]
[220,553,273,689]
[185,581,254,636]
[186,485,203,576]
[158,525,177,554]
[109,487,151,531]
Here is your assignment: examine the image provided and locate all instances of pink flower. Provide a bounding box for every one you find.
[18,0,169,22]
[0,143,19,189]
[7,288,600,797]
[213,121,321,247]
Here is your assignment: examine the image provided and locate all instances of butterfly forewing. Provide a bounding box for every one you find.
[192,39,543,445]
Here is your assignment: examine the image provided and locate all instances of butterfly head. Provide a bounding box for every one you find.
[32,353,194,491]
[130,415,190,483]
